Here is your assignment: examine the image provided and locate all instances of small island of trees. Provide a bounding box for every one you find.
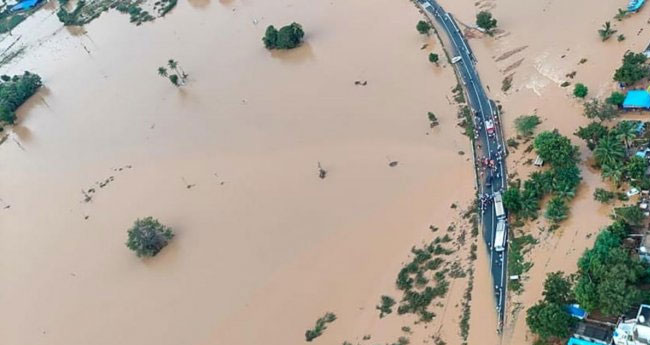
[126,217,174,257]
[263,22,304,50]
[0,71,43,126]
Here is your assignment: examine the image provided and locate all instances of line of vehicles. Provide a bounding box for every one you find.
[493,191,507,252]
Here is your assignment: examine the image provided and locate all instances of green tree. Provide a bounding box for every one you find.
[542,271,573,305]
[573,83,588,98]
[614,52,649,85]
[615,8,628,21]
[593,188,616,203]
[417,20,432,35]
[263,22,304,50]
[263,25,278,49]
[125,217,174,257]
[614,120,637,152]
[606,91,625,106]
[520,189,541,220]
[428,53,439,64]
[376,295,396,318]
[614,205,645,226]
[526,171,554,197]
[551,165,581,199]
[0,71,42,125]
[545,196,569,223]
[575,122,608,150]
[594,135,625,167]
[476,11,497,33]
[583,99,618,122]
[534,130,579,168]
[503,187,522,214]
[157,67,168,77]
[526,302,575,340]
[514,115,541,137]
[598,21,617,41]
[625,156,647,181]
[602,163,624,185]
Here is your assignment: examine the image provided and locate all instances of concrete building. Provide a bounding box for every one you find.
[613,305,650,345]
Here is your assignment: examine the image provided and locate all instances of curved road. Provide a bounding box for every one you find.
[418,0,508,329]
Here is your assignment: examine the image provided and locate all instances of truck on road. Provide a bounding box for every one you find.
[494,191,505,219]
[494,219,506,252]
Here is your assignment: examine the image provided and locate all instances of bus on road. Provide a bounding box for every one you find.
[494,191,505,219]
[494,219,506,252]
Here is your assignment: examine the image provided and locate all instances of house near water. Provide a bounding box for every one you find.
[623,90,650,110]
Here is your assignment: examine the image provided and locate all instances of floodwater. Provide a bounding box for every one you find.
[0,1,479,345]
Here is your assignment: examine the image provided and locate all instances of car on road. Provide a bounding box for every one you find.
[451,56,462,64]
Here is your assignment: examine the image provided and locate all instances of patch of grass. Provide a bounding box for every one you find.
[452,83,465,103]
[305,312,337,341]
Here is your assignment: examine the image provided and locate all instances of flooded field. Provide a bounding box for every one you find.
[0,1,479,344]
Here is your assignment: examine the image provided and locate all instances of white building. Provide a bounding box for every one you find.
[613,305,650,345]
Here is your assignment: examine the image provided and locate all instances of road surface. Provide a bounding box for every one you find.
[418,0,509,329]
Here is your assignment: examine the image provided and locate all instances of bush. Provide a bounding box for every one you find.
[583,99,618,122]
[376,295,396,318]
[514,115,541,137]
[476,11,497,32]
[125,217,174,257]
[417,20,431,35]
[573,83,588,98]
[263,22,304,50]
[542,272,573,305]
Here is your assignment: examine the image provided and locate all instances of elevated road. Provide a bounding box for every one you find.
[417,0,508,329]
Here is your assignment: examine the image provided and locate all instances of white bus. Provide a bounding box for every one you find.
[494,191,505,219]
[494,219,506,252]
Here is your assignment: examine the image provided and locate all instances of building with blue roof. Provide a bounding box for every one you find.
[623,90,650,109]
[629,0,646,12]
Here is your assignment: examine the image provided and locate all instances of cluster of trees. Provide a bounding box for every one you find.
[613,52,649,86]
[503,131,581,224]
[574,221,647,315]
[126,217,174,257]
[575,120,647,186]
[528,218,650,341]
[263,22,304,50]
[157,59,188,87]
[0,71,42,125]
[526,272,576,341]
[476,11,497,34]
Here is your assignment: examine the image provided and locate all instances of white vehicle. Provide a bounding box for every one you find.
[494,219,506,252]
[485,119,495,136]
[533,155,544,167]
[494,191,505,219]
[451,56,462,64]
[627,187,640,197]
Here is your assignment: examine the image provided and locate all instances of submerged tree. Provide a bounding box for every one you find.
[614,52,649,85]
[428,53,439,64]
[157,59,188,87]
[573,83,588,98]
[416,20,432,35]
[476,11,497,34]
[263,22,304,50]
[598,21,617,41]
[126,217,174,257]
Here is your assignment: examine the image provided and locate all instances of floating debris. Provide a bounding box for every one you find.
[317,162,327,179]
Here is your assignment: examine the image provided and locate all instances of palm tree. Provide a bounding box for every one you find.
[167,59,178,70]
[598,21,617,41]
[615,121,637,152]
[602,163,624,186]
[157,67,168,77]
[594,135,625,167]
[614,8,628,21]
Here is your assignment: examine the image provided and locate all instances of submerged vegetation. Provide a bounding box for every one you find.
[305,312,337,341]
[56,0,177,26]
[416,20,431,35]
[476,11,497,34]
[157,59,188,87]
[125,217,174,257]
[0,71,43,126]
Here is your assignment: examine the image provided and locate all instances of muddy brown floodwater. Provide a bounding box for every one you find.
[0,1,479,344]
